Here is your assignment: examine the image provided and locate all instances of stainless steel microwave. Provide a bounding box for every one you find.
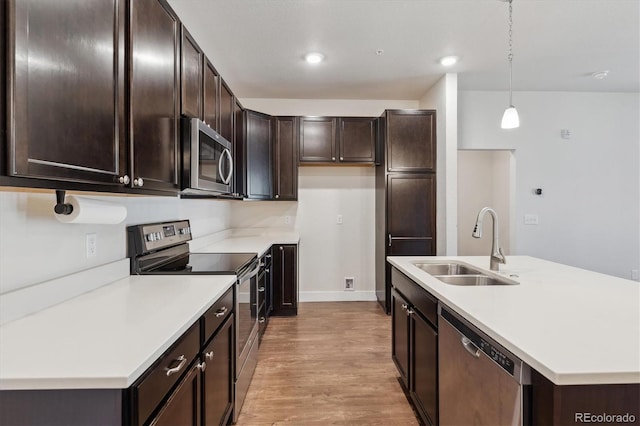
[181,117,233,196]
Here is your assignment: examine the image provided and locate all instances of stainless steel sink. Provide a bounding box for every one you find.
[412,262,481,275]
[411,261,519,286]
[435,274,518,286]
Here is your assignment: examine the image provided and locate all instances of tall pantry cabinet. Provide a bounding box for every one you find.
[375,110,437,314]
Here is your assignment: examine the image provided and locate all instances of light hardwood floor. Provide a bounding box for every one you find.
[235,302,420,426]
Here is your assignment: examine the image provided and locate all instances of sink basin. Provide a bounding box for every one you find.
[412,262,481,275]
[435,274,518,286]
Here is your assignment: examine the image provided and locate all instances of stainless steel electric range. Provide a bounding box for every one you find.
[127,220,259,423]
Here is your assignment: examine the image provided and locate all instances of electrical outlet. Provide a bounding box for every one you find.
[284,215,291,225]
[524,214,539,225]
[345,277,354,291]
[336,214,343,225]
[86,233,97,258]
[632,270,639,281]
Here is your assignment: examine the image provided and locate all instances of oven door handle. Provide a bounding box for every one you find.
[242,262,261,280]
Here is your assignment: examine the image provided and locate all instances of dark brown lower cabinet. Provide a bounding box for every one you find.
[391,267,438,426]
[201,314,234,426]
[272,244,298,316]
[149,362,201,426]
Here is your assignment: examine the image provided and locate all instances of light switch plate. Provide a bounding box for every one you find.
[86,233,97,258]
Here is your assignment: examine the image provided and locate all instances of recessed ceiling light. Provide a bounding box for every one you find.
[440,56,458,67]
[305,52,325,64]
[592,70,609,80]
[376,49,384,56]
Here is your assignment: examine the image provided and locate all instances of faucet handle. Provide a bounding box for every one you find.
[498,247,506,263]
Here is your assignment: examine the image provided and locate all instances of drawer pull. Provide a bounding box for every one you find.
[205,351,214,361]
[258,287,265,293]
[214,306,228,317]
[259,317,266,323]
[165,355,187,377]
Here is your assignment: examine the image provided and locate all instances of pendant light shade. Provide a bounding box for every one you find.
[501,105,520,129]
[501,0,520,129]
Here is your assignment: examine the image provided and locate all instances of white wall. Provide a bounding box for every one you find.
[239,98,419,300]
[0,189,232,294]
[458,91,640,280]
[418,73,458,255]
[457,151,513,256]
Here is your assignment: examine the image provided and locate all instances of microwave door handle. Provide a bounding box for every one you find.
[220,148,233,185]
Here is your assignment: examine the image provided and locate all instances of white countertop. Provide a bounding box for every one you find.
[0,274,236,390]
[387,255,640,386]
[0,230,300,390]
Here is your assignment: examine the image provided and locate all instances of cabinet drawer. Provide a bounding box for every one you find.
[134,321,200,424]
[391,267,437,328]
[202,286,234,345]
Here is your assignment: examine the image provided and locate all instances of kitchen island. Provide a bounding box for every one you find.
[388,255,640,425]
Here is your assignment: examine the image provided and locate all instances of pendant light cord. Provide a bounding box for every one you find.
[508,0,514,106]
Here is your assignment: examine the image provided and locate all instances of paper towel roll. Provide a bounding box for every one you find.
[54,195,127,224]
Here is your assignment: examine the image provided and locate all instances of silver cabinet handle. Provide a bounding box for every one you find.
[275,194,280,199]
[461,337,481,358]
[197,361,206,372]
[406,308,414,316]
[258,287,265,292]
[118,175,130,185]
[265,268,270,273]
[401,303,408,311]
[259,317,266,323]
[388,234,392,247]
[340,157,344,160]
[214,306,227,317]
[266,254,272,258]
[280,246,283,251]
[205,351,214,361]
[165,355,187,376]
[133,177,144,187]
[332,157,336,161]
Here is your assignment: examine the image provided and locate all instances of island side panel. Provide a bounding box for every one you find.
[532,371,640,425]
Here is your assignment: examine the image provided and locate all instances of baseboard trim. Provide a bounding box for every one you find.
[299,291,377,302]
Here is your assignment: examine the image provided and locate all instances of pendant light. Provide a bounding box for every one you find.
[501,0,520,129]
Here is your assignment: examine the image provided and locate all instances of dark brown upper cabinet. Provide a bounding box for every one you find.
[244,110,272,200]
[272,116,298,200]
[385,110,436,172]
[6,0,127,186]
[339,117,376,163]
[299,116,337,163]
[180,26,203,119]
[219,79,234,143]
[299,116,377,164]
[129,0,181,193]
[233,98,245,197]
[203,59,219,131]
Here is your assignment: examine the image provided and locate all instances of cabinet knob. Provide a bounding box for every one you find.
[332,157,336,161]
[197,361,206,372]
[205,351,214,361]
[259,317,266,324]
[275,194,280,199]
[118,175,130,185]
[266,268,270,273]
[133,178,144,187]
[340,157,344,161]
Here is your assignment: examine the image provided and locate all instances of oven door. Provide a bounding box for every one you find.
[236,260,260,376]
[186,118,233,194]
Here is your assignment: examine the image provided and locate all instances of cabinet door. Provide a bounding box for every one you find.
[180,26,203,119]
[386,110,436,172]
[245,110,272,200]
[387,174,436,255]
[130,0,180,193]
[411,311,438,426]
[273,116,298,200]
[391,289,410,389]
[7,0,127,186]
[203,60,219,130]
[149,362,201,426]
[272,245,298,316]
[339,117,376,163]
[299,117,336,162]
[233,99,245,197]
[219,79,234,143]
[202,315,234,426]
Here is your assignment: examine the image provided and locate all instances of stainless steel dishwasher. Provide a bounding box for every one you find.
[438,305,531,426]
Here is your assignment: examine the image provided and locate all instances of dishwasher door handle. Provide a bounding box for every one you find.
[461,337,480,358]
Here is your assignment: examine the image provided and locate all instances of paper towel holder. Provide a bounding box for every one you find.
[54,190,74,215]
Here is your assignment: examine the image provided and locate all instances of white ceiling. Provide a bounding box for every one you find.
[167,0,640,100]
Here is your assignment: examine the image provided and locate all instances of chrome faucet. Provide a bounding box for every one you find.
[472,207,506,271]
